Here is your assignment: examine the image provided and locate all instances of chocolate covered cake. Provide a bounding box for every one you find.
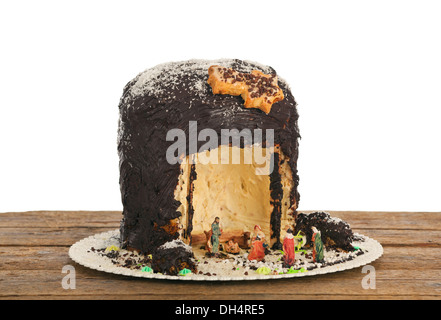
[68,59,383,279]
[117,59,300,263]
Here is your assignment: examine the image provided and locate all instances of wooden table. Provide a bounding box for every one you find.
[0,210,440,300]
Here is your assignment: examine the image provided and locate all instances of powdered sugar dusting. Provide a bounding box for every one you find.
[129,59,285,101]
[158,239,192,252]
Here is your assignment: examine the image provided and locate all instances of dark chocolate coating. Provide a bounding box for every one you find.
[269,152,283,250]
[294,212,354,251]
[118,59,300,254]
[151,242,197,276]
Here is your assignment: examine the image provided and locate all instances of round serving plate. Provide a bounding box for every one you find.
[69,229,383,281]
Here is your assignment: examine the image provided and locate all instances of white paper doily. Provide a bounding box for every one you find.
[69,229,383,281]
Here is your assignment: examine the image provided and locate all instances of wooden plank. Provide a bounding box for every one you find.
[2,294,440,300]
[0,227,117,246]
[1,211,440,230]
[304,211,441,231]
[0,246,71,271]
[0,269,440,298]
[350,229,441,247]
[0,211,121,228]
[1,246,440,272]
[0,227,440,247]
[0,245,440,298]
[1,211,439,299]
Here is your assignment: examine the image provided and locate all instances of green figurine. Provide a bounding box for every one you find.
[210,217,222,257]
[311,226,324,263]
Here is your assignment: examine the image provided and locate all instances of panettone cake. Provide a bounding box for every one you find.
[116,59,358,275]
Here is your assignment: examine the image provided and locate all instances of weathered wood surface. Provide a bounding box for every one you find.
[0,211,440,300]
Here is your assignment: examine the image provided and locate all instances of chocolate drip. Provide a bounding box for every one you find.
[186,164,197,245]
[269,152,283,250]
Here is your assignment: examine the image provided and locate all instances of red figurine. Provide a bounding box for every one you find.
[282,228,296,267]
[248,226,266,262]
[251,224,266,244]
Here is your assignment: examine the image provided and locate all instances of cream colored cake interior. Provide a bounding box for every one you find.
[191,146,272,244]
[175,145,294,247]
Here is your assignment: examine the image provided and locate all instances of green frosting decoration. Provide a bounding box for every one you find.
[178,268,192,276]
[287,267,307,274]
[141,266,153,273]
[105,245,120,252]
[256,267,271,275]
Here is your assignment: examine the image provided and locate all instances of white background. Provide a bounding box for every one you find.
[1,0,440,213]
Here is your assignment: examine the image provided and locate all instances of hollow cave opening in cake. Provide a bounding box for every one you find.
[188,146,274,246]
[117,59,300,270]
[175,144,296,249]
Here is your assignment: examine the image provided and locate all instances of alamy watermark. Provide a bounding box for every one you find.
[361,265,376,289]
[61,265,76,290]
[166,121,275,175]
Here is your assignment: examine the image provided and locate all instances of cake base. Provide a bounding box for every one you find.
[69,229,383,281]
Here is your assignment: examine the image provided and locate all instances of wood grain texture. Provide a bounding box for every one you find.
[0,210,440,300]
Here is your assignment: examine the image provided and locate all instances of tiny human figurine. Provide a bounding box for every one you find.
[248,234,265,261]
[210,217,222,257]
[311,226,324,263]
[282,228,296,267]
[251,224,266,242]
[251,224,269,251]
[224,239,240,254]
